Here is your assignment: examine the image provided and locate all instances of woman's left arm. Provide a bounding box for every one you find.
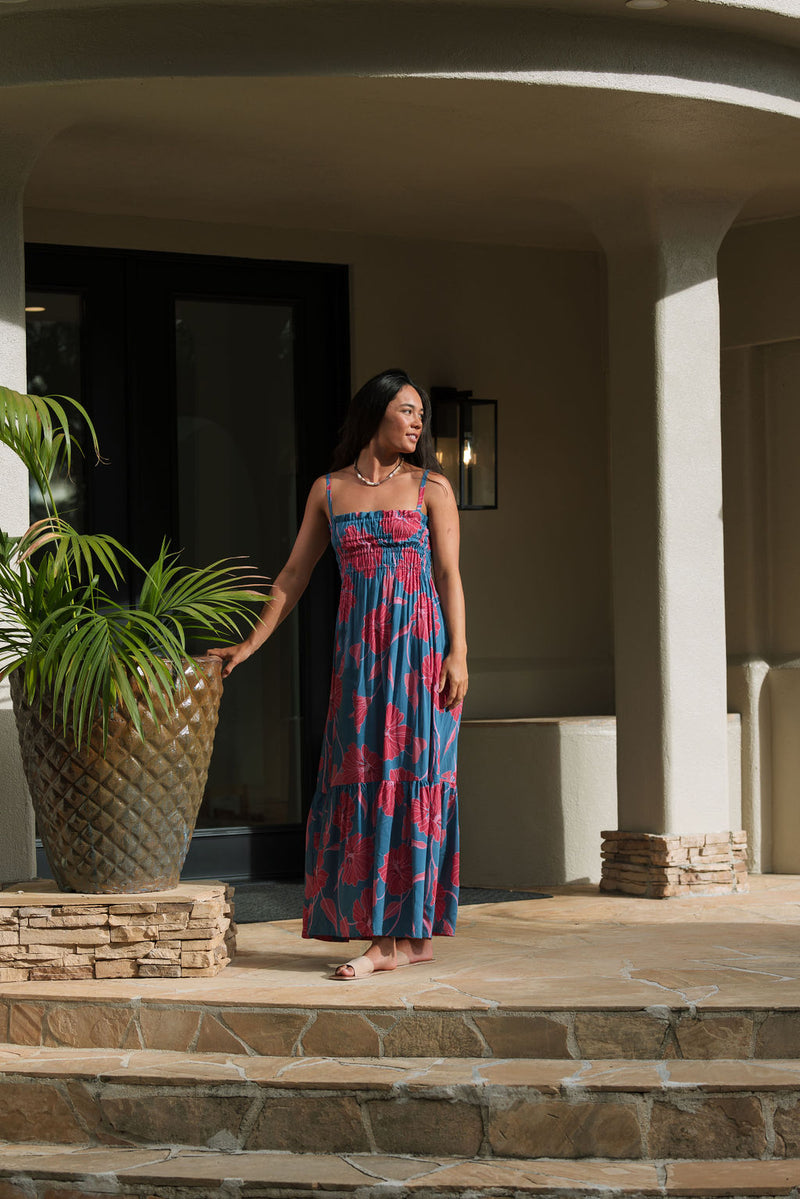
[427,474,468,710]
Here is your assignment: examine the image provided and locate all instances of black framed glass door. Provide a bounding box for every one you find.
[25,244,350,881]
[173,297,302,833]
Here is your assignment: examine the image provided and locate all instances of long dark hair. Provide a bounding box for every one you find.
[330,369,443,473]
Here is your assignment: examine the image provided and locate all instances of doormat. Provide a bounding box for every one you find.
[233,882,551,924]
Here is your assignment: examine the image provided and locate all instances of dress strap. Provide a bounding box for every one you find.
[417,469,430,511]
[325,474,334,521]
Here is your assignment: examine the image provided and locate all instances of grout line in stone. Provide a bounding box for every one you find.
[355,1089,378,1154]
[391,1056,444,1089]
[640,1091,654,1162]
[686,959,798,983]
[763,1091,779,1159]
[100,1147,173,1175]
[656,1016,676,1062]
[233,1091,266,1151]
[340,1151,443,1184]
[654,1060,672,1088]
[462,1010,492,1058]
[51,1075,93,1147]
[475,1077,492,1159]
[292,1008,318,1058]
[654,1159,668,1191]
[564,1012,582,1061]
[620,958,721,1016]
[271,1054,413,1082]
[470,1057,496,1086]
[212,1012,254,1057]
[559,1058,593,1090]
[707,943,784,961]
[221,1055,249,1081]
[188,1011,206,1053]
[406,981,501,1010]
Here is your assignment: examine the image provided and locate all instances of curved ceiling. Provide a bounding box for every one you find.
[17,74,800,249]
[0,3,794,249]
[0,1,799,103]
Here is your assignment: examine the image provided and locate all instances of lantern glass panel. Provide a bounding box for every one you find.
[461,400,496,509]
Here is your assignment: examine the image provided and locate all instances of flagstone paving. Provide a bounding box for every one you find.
[1,877,800,1195]
[3,1044,800,1160]
[1,874,800,1060]
[0,873,799,1011]
[0,1147,799,1197]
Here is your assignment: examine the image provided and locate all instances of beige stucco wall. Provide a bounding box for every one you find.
[459,715,742,888]
[24,209,613,727]
[459,717,617,889]
[720,216,800,872]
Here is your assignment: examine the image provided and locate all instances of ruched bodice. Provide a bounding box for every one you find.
[332,508,431,581]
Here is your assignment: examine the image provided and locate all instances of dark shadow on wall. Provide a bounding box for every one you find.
[458,721,567,890]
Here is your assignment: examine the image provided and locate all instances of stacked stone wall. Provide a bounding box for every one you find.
[600,830,748,898]
[0,882,235,981]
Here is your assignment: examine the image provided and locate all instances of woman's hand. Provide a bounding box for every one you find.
[207,642,255,679]
[438,652,468,711]
[427,475,468,713]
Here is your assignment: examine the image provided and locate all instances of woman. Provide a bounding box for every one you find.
[210,369,467,980]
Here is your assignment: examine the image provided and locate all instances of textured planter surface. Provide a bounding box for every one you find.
[11,656,223,894]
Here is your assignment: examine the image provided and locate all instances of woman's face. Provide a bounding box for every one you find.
[376,385,425,455]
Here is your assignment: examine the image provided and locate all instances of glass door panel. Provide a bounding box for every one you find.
[175,298,302,828]
[25,291,88,530]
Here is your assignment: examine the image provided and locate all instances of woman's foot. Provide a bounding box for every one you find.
[395,936,434,967]
[333,937,398,980]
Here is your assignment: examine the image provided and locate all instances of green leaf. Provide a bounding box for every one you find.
[0,392,268,748]
[0,388,99,517]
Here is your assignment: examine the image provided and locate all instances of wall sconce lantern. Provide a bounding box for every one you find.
[430,386,497,510]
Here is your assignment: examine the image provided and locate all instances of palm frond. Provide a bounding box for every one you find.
[0,530,19,567]
[17,518,134,587]
[0,388,269,750]
[139,542,268,643]
[24,599,197,749]
[0,387,99,515]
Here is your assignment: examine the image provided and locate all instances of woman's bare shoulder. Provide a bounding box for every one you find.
[307,475,332,510]
[424,470,456,505]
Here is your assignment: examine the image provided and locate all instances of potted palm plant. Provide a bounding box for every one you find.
[0,385,266,894]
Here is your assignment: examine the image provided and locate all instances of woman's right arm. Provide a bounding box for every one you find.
[209,477,331,677]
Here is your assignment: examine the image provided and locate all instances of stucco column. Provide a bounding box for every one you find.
[0,134,51,884]
[594,192,747,896]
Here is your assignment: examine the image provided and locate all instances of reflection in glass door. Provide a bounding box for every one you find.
[175,299,302,828]
[25,292,88,529]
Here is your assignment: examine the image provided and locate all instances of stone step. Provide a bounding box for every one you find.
[0,1146,800,1198]
[1,1044,800,1161]
[3,993,798,1060]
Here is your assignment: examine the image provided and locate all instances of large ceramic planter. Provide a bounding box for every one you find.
[10,655,223,894]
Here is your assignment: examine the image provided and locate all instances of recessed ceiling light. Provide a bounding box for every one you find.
[626,0,668,8]
[25,306,45,313]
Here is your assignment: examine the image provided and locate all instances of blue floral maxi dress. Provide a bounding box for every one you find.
[302,471,461,941]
